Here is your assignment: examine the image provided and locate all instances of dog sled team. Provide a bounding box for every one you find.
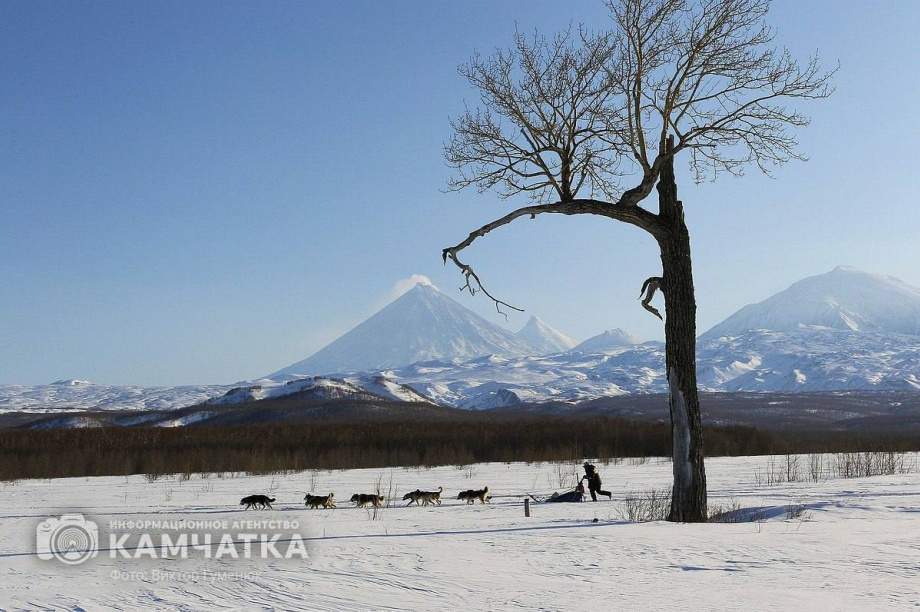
[241,463,610,510]
[241,485,486,510]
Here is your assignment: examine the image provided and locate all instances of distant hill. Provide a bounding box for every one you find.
[571,328,640,353]
[1,395,469,430]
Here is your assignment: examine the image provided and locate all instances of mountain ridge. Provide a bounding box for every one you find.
[4,267,919,418]
[702,266,920,340]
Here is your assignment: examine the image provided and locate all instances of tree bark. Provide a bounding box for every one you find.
[656,137,707,522]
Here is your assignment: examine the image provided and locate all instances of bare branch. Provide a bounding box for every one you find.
[615,0,837,180]
[445,28,630,203]
[442,199,664,313]
[450,257,523,318]
[442,0,834,311]
[600,0,835,180]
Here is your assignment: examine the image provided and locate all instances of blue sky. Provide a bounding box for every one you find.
[2,1,918,385]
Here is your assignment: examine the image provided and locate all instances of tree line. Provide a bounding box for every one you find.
[2,415,916,481]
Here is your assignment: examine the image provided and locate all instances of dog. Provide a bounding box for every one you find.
[350,493,384,508]
[402,489,424,506]
[240,494,276,510]
[417,486,443,506]
[404,487,443,507]
[304,492,336,509]
[458,486,490,505]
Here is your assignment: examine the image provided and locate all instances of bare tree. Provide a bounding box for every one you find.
[442,0,834,521]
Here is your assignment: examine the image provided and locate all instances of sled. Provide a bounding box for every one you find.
[528,482,585,503]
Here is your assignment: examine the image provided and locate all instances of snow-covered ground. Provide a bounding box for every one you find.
[1,455,918,610]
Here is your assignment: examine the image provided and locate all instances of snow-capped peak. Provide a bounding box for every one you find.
[515,315,577,354]
[269,281,535,378]
[702,266,920,340]
[51,379,94,386]
[571,328,640,353]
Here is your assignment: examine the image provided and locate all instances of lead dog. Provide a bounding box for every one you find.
[304,492,336,509]
[240,495,276,510]
[350,493,384,508]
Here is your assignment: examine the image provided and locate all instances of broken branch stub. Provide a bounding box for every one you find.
[639,276,663,320]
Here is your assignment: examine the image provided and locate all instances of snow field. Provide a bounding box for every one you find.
[0,454,918,610]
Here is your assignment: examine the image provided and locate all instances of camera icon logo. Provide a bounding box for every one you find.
[36,514,99,565]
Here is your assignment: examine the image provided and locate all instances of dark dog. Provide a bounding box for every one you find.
[403,487,442,507]
[458,486,490,505]
[402,489,424,506]
[304,492,336,509]
[350,493,383,508]
[240,494,275,510]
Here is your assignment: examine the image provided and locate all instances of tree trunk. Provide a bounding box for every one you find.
[657,137,707,522]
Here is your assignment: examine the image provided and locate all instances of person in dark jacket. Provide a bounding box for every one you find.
[581,462,612,502]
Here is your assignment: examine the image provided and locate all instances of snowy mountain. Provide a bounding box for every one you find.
[371,267,920,407]
[0,379,233,414]
[6,324,918,415]
[702,266,920,340]
[206,377,383,405]
[206,375,432,406]
[0,375,433,415]
[571,328,640,353]
[696,328,920,392]
[515,316,577,354]
[3,267,919,417]
[349,374,434,403]
[389,345,665,409]
[270,282,536,378]
[374,328,920,408]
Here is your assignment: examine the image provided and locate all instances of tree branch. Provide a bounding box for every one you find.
[442,199,664,313]
[443,0,834,313]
